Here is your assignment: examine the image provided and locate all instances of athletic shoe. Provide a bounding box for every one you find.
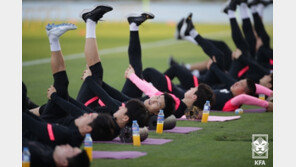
[46,23,77,38]
[127,12,155,26]
[175,18,185,40]
[183,13,195,36]
[238,0,248,4]
[222,0,239,14]
[247,0,260,7]
[81,5,113,23]
[260,0,273,7]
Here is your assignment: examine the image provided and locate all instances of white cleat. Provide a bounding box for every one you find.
[46,23,77,38]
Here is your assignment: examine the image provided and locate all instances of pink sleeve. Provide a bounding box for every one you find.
[128,73,161,97]
[256,84,273,97]
[230,94,269,108]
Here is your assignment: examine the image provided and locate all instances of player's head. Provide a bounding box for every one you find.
[53,145,90,167]
[114,99,149,127]
[230,78,256,96]
[143,93,175,118]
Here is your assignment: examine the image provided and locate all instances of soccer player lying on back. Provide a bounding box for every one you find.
[75,7,176,119]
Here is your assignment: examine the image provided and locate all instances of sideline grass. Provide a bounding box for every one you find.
[23,21,273,167]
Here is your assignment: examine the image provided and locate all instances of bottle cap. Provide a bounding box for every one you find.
[86,133,91,137]
[23,147,29,151]
[206,100,210,103]
[133,120,137,123]
[159,110,164,114]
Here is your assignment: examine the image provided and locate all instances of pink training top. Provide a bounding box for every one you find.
[129,73,180,110]
[222,94,269,111]
[255,84,273,97]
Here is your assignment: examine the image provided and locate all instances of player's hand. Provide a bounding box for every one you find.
[125,65,135,79]
[47,85,56,99]
[207,59,213,70]
[266,102,273,112]
[81,68,92,81]
[232,48,242,60]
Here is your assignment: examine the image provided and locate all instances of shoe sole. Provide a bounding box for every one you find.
[80,4,113,21]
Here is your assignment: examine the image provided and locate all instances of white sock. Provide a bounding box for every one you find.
[185,64,191,70]
[257,4,264,17]
[228,10,236,19]
[239,3,249,19]
[250,6,257,14]
[86,19,96,38]
[189,29,198,38]
[129,23,139,31]
[48,36,61,52]
[183,36,198,45]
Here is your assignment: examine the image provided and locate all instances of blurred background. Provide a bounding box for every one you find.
[23,0,273,23]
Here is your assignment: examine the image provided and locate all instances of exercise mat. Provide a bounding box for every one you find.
[94,137,172,145]
[93,151,147,159]
[177,115,241,122]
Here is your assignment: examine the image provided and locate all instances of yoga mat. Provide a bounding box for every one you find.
[243,108,266,113]
[94,137,172,145]
[210,108,266,113]
[177,115,241,122]
[93,151,147,159]
[164,127,202,134]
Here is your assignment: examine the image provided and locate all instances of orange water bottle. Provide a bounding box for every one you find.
[84,133,93,162]
[156,110,164,134]
[22,147,30,167]
[132,120,141,146]
[201,101,210,123]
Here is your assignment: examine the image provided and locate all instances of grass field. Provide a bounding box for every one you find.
[23,21,273,167]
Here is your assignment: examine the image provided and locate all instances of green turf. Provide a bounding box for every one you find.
[22,21,273,167]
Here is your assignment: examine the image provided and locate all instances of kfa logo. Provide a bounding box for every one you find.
[252,134,269,166]
[252,134,269,159]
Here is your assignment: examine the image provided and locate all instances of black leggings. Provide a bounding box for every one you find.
[76,62,103,109]
[121,31,143,98]
[229,18,251,57]
[194,35,226,71]
[142,68,185,99]
[205,39,233,71]
[41,71,70,121]
[253,12,271,49]
[242,18,256,58]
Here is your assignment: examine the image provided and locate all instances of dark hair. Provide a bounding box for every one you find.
[125,99,149,127]
[246,78,256,96]
[193,83,215,110]
[68,150,90,167]
[89,113,118,141]
[163,92,175,118]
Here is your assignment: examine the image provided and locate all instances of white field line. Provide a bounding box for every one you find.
[22,30,229,67]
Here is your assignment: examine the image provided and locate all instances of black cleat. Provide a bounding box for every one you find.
[81,5,113,23]
[175,18,185,40]
[183,13,195,36]
[238,0,248,5]
[222,0,239,14]
[260,0,273,7]
[247,0,260,7]
[127,12,155,26]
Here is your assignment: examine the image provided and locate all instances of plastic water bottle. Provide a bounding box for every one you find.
[84,133,93,162]
[201,101,211,123]
[132,120,141,146]
[259,94,265,100]
[235,108,244,114]
[156,110,164,134]
[22,147,30,167]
